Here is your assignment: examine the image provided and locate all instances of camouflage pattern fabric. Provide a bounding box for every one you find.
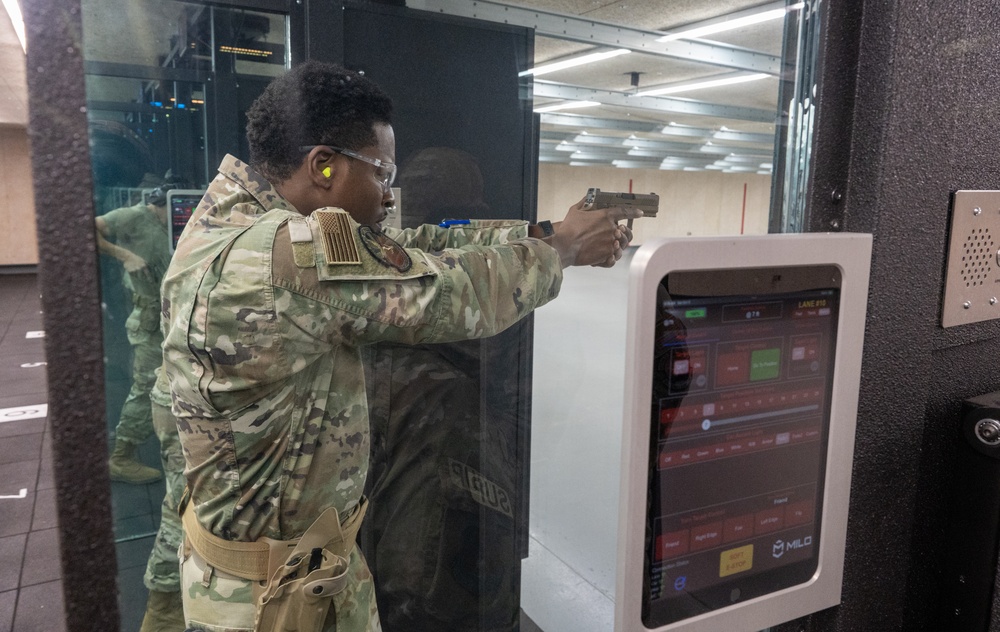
[160,155,562,632]
[101,203,170,445]
[115,331,163,445]
[363,337,523,632]
[143,372,185,593]
[180,546,379,631]
[364,215,536,631]
[100,202,171,341]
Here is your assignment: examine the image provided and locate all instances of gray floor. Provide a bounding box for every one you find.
[0,273,161,632]
[0,273,66,632]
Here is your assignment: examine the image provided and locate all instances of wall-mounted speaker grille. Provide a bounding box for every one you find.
[961,228,995,288]
[943,191,1000,328]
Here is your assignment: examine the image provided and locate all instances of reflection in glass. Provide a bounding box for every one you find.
[81,0,289,628]
[363,148,520,632]
[523,2,827,631]
[97,184,169,489]
[71,0,827,630]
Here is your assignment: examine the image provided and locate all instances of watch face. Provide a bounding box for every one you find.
[539,220,555,237]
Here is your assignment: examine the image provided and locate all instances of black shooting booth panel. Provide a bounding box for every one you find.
[617,234,872,632]
[943,391,1000,631]
[325,4,539,631]
[338,1,536,223]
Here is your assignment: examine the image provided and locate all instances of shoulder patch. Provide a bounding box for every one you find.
[358,226,412,272]
[315,210,361,266]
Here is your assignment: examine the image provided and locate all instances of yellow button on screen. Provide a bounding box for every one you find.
[719,544,754,578]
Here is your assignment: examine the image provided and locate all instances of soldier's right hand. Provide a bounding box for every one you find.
[123,252,150,277]
[550,197,642,268]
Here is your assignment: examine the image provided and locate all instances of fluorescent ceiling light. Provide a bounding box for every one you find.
[657,2,804,42]
[634,73,770,98]
[534,100,601,113]
[520,49,631,77]
[2,0,26,53]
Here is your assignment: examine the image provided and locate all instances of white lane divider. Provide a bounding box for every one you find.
[0,488,28,500]
[0,404,48,423]
[25,330,45,339]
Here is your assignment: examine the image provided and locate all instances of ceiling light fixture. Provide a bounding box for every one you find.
[534,100,601,113]
[520,48,631,77]
[657,2,805,43]
[634,73,770,98]
[2,0,26,53]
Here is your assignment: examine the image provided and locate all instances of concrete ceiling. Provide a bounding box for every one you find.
[0,2,27,127]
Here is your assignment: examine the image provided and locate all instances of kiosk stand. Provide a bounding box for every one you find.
[616,234,871,632]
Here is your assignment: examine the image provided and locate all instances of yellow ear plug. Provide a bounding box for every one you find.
[323,167,332,178]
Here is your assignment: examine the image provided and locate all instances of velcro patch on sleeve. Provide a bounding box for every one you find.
[287,218,316,267]
[291,242,314,268]
[288,218,313,243]
[314,209,361,266]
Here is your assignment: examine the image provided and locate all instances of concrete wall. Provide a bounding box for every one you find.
[537,163,772,243]
[0,126,38,266]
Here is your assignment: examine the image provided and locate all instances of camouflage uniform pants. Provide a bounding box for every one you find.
[143,399,185,592]
[180,544,382,632]
[113,325,162,445]
[364,341,520,632]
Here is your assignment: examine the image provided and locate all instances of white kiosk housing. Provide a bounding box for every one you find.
[615,234,871,632]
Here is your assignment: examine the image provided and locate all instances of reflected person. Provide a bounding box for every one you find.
[160,61,637,632]
[364,147,522,631]
[137,368,187,631]
[95,184,171,485]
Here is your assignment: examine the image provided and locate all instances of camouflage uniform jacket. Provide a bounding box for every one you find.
[160,154,561,589]
[101,202,170,344]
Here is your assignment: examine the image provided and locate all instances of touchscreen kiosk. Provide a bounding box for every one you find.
[616,234,871,632]
[167,189,206,253]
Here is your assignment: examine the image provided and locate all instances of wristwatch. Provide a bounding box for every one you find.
[530,220,555,239]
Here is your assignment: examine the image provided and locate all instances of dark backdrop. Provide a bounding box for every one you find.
[336,1,537,222]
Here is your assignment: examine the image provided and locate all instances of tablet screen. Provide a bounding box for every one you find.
[643,266,841,627]
[168,190,205,252]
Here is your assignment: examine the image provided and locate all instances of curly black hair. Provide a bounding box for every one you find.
[245,61,394,183]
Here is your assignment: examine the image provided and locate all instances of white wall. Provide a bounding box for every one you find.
[0,126,38,266]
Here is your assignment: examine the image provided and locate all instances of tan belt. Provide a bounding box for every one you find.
[181,497,368,582]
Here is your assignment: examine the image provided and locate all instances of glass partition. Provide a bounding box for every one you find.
[73,0,824,630]
[80,0,289,628]
[520,2,824,630]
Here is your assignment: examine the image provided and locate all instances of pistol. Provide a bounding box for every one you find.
[582,188,659,228]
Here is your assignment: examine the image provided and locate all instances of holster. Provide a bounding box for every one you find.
[180,496,368,632]
[255,546,350,632]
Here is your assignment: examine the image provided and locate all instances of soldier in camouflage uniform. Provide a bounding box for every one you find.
[95,186,171,485]
[160,61,637,632]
